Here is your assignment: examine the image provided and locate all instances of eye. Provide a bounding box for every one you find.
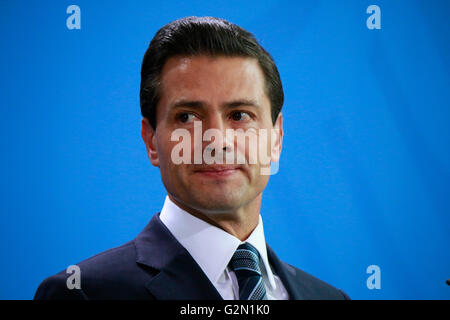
[230,111,252,122]
[176,112,196,123]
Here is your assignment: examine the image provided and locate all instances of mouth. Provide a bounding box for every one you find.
[193,165,241,178]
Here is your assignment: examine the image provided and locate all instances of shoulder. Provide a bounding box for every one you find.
[34,240,156,300]
[267,244,349,300]
[280,260,350,300]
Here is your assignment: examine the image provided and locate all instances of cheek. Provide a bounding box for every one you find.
[158,137,191,174]
[234,130,272,166]
[157,129,177,159]
[155,134,176,175]
[158,149,188,193]
[232,131,256,163]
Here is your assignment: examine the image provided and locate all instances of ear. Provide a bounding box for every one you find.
[270,112,283,163]
[141,118,160,167]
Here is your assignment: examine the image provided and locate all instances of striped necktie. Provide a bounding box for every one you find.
[228,242,268,300]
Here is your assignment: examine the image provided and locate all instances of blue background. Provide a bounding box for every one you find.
[1,0,449,299]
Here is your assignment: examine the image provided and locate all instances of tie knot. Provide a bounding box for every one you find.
[229,242,262,276]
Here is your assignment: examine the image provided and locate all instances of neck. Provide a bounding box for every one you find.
[168,193,262,241]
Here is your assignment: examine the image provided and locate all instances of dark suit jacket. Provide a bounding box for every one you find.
[34,213,349,300]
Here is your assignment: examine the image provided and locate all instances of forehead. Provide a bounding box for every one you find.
[158,55,268,106]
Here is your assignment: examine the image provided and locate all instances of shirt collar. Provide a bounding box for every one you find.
[159,195,277,290]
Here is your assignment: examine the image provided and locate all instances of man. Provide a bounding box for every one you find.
[34,16,349,300]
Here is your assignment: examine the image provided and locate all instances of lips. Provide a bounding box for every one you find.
[194,165,240,172]
[193,165,241,177]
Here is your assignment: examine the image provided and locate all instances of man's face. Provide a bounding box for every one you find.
[142,55,282,214]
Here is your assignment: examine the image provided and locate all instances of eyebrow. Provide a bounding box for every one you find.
[169,99,260,110]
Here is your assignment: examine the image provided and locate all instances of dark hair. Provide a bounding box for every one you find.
[140,16,284,129]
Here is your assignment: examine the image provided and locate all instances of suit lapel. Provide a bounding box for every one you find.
[134,213,223,300]
[266,244,304,300]
[144,251,223,300]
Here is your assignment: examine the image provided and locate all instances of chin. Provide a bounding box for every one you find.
[189,192,245,214]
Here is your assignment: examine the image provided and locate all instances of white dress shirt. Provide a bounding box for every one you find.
[159,196,289,300]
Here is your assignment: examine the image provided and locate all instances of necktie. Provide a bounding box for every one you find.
[228,242,268,300]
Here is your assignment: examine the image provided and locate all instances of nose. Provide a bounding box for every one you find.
[203,113,233,154]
